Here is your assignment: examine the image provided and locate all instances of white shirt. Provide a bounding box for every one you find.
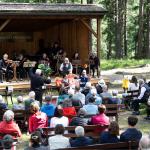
[48,135,70,150]
[128,83,139,91]
[138,87,146,100]
[50,116,69,128]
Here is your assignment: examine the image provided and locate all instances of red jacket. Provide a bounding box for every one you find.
[0,121,22,138]
[29,111,48,133]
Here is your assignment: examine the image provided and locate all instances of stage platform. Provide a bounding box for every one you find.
[0,77,109,92]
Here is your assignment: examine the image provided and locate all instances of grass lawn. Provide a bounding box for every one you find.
[101,59,150,70]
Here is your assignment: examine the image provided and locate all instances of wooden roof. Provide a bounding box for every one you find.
[0,3,106,18]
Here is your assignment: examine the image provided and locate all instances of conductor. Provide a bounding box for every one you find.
[29,68,51,105]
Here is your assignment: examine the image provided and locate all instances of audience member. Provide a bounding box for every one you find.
[120,116,142,142]
[128,76,139,91]
[108,90,121,104]
[70,126,93,147]
[41,95,56,118]
[13,96,25,110]
[48,124,70,149]
[90,104,110,133]
[139,134,150,150]
[80,70,89,89]
[29,103,48,133]
[100,85,112,100]
[57,88,69,105]
[25,91,40,112]
[83,97,98,115]
[0,110,22,138]
[0,95,7,110]
[96,79,106,94]
[72,86,85,105]
[25,131,48,150]
[50,106,69,128]
[100,121,119,143]
[2,134,14,150]
[70,108,88,126]
[81,82,91,96]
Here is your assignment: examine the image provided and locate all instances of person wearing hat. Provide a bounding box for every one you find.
[69,108,88,126]
[41,95,56,120]
[96,79,106,94]
[0,95,7,110]
[81,82,92,96]
[12,96,25,110]
[2,134,14,150]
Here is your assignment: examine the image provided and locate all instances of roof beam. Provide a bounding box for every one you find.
[0,19,11,32]
[80,19,97,38]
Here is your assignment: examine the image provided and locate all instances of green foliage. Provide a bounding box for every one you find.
[38,64,52,77]
[101,59,150,70]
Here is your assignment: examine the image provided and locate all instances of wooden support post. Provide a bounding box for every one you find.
[0,19,11,32]
[80,19,97,38]
[97,18,101,77]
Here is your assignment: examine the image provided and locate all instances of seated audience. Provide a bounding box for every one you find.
[139,134,150,150]
[128,76,139,91]
[80,70,89,89]
[25,91,40,112]
[83,97,98,115]
[100,85,112,100]
[41,95,56,118]
[108,90,121,104]
[12,96,25,110]
[62,99,77,121]
[96,79,106,94]
[81,82,92,96]
[70,126,93,147]
[48,124,70,149]
[25,131,48,150]
[57,88,69,105]
[0,110,22,138]
[2,134,14,150]
[72,86,85,106]
[50,106,69,128]
[100,121,119,143]
[0,95,7,110]
[90,104,110,133]
[70,108,88,126]
[120,116,142,142]
[29,103,48,133]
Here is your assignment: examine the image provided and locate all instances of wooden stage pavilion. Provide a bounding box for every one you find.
[0,3,107,92]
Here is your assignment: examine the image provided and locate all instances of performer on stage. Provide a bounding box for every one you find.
[39,53,50,66]
[29,68,51,105]
[0,53,13,82]
[60,57,73,77]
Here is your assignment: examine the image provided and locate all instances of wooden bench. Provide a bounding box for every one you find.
[58,141,139,150]
[41,125,108,144]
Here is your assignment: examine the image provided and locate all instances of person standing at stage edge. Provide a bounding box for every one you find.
[29,67,51,105]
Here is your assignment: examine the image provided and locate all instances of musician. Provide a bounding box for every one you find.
[72,52,80,60]
[29,68,51,105]
[0,53,13,82]
[39,53,50,66]
[60,57,73,77]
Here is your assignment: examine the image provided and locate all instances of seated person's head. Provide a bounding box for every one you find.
[75,86,80,92]
[139,134,150,150]
[29,91,35,99]
[30,103,40,114]
[64,57,69,64]
[82,70,87,76]
[139,79,145,87]
[98,104,106,114]
[128,116,138,127]
[3,110,14,122]
[91,88,97,97]
[55,124,65,135]
[62,99,72,108]
[17,96,24,104]
[88,97,95,104]
[85,82,91,89]
[54,105,63,118]
[68,89,75,97]
[44,95,52,104]
[75,126,85,137]
[112,90,118,97]
[78,108,87,117]
[35,69,42,76]
[108,121,119,136]
[2,134,14,149]
[30,131,41,147]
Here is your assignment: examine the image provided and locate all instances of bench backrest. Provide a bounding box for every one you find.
[58,141,139,150]
[126,90,140,98]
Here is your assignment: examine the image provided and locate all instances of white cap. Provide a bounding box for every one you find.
[98,79,106,87]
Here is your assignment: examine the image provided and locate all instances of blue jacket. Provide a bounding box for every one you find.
[70,136,93,147]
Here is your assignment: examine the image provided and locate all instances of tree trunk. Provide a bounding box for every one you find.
[87,0,93,4]
[137,0,144,58]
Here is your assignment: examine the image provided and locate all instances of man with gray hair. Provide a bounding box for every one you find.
[139,134,150,150]
[29,67,51,105]
[70,126,93,147]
